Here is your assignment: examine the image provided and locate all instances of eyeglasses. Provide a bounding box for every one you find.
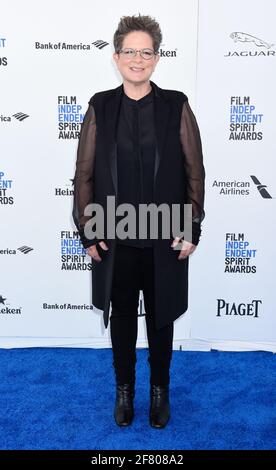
[118,48,157,60]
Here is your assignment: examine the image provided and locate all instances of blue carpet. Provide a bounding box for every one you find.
[0,348,275,450]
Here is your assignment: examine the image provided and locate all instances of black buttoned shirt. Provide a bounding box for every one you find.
[116,88,156,248]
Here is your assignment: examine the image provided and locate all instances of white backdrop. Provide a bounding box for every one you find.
[0,0,275,351]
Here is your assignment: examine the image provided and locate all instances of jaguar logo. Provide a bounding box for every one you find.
[230,32,274,49]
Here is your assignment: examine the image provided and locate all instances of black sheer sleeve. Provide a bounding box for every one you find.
[180,99,205,245]
[72,101,100,248]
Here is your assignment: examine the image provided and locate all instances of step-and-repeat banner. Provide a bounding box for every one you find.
[1,0,275,351]
[192,0,276,352]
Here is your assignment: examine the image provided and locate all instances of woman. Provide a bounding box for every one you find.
[73,14,205,429]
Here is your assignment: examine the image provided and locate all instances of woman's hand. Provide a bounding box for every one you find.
[171,237,196,260]
[87,241,109,262]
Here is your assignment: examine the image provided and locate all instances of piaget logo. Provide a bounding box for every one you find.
[216,299,262,318]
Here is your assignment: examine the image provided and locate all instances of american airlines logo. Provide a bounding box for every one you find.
[250,176,272,199]
[12,112,30,122]
[212,175,272,199]
[92,39,109,49]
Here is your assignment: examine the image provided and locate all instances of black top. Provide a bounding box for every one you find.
[73,82,205,249]
[116,88,156,248]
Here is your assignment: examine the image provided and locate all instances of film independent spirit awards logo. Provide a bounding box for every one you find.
[229,96,263,141]
[0,36,7,66]
[60,230,92,271]
[0,170,15,205]
[57,96,84,139]
[224,233,257,274]
[225,31,275,57]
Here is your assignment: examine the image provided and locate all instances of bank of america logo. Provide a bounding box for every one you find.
[250,175,272,199]
[12,112,30,121]
[92,39,109,50]
[17,245,33,254]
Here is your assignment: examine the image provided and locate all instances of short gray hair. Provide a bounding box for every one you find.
[113,14,162,53]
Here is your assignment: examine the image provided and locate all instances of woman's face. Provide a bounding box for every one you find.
[113,31,160,85]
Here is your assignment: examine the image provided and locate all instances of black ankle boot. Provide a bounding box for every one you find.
[149,385,170,428]
[114,383,135,426]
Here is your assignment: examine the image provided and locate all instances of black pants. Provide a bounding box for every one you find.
[110,243,174,387]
